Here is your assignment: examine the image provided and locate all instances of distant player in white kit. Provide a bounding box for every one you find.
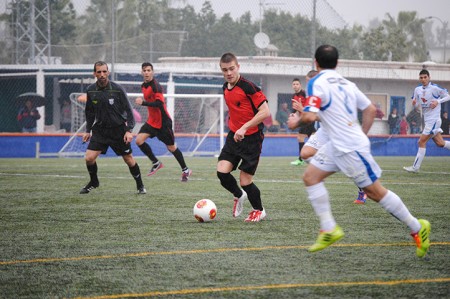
[294,45,430,257]
[403,69,450,173]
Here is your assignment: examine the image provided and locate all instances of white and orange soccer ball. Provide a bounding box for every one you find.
[193,199,217,222]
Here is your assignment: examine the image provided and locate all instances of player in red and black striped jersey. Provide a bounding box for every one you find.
[217,53,270,222]
[135,62,192,182]
[290,77,316,166]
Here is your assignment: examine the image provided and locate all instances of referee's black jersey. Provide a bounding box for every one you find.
[85,81,135,132]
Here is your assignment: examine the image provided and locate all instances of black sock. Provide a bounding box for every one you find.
[138,143,158,164]
[243,183,263,211]
[171,148,187,170]
[298,142,305,160]
[217,171,242,198]
[129,163,144,188]
[87,162,99,184]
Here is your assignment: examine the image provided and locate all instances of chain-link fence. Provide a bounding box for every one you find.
[0,0,448,134]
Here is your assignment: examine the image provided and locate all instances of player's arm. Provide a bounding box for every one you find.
[83,91,95,142]
[287,112,301,130]
[292,98,304,113]
[361,103,376,135]
[121,92,135,144]
[140,100,163,108]
[355,88,375,135]
[299,95,321,125]
[431,89,450,109]
[234,101,270,141]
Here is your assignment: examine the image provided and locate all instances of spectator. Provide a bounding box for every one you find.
[441,111,449,135]
[399,114,409,135]
[17,99,41,133]
[406,106,422,134]
[60,99,71,132]
[275,102,290,131]
[388,107,400,134]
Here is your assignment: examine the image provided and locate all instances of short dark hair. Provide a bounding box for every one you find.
[306,69,319,78]
[292,78,300,82]
[142,62,153,70]
[315,45,338,69]
[419,69,430,76]
[93,61,108,72]
[220,52,238,64]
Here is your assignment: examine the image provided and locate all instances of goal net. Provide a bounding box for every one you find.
[57,92,225,157]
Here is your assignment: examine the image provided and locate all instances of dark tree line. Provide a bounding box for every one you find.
[0,0,435,64]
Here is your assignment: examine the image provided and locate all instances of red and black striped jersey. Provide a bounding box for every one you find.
[222,76,267,135]
[141,79,172,129]
[293,90,306,106]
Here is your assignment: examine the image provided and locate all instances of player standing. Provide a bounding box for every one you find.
[217,52,270,222]
[297,45,430,257]
[403,69,450,173]
[290,77,316,166]
[80,61,146,194]
[135,62,192,182]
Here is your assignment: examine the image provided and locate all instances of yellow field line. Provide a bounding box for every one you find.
[70,277,450,299]
[1,242,449,266]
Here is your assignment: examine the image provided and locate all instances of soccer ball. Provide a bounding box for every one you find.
[193,199,217,222]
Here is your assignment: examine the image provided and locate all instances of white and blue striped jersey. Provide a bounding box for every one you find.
[304,69,372,154]
[412,82,450,123]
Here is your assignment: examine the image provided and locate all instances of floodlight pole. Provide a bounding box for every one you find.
[427,16,448,63]
[111,0,116,80]
[311,0,317,68]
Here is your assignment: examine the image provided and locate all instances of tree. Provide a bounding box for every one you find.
[361,11,427,62]
[0,0,77,64]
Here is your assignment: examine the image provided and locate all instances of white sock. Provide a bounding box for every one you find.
[304,157,312,163]
[413,147,426,170]
[444,141,450,150]
[306,182,336,231]
[378,190,421,233]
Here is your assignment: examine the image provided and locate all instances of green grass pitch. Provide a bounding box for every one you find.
[1,156,449,298]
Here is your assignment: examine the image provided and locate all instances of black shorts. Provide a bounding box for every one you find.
[218,130,264,175]
[138,122,175,146]
[88,125,132,156]
[298,122,316,137]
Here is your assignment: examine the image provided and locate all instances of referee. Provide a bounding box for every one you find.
[80,61,146,194]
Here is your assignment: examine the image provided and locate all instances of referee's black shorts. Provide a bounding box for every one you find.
[138,122,175,146]
[298,122,316,137]
[218,130,264,175]
[88,124,132,156]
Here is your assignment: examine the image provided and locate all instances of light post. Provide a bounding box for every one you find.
[427,16,448,63]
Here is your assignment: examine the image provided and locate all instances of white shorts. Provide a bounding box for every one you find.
[310,142,382,188]
[305,128,329,150]
[422,118,443,136]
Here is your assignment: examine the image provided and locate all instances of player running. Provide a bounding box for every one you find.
[135,62,192,182]
[293,45,430,257]
[403,69,450,173]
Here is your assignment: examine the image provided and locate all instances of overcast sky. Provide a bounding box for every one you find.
[182,0,449,28]
[69,0,450,30]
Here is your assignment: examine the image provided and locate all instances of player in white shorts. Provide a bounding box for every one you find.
[291,70,367,204]
[289,45,430,257]
[403,69,450,173]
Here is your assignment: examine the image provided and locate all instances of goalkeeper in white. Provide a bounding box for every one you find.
[403,69,450,173]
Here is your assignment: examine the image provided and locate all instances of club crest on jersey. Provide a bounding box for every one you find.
[109,98,114,105]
